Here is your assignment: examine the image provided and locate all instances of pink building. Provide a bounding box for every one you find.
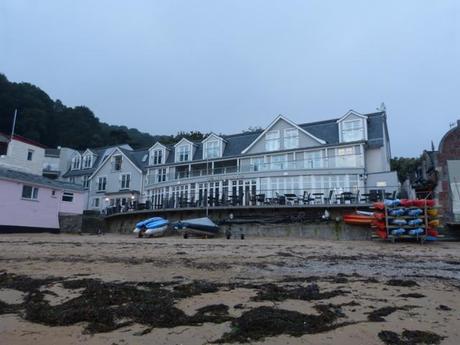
[0,167,87,233]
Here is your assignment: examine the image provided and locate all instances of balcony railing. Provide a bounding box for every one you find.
[103,186,399,216]
[146,154,364,186]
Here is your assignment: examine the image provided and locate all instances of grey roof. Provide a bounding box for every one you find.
[62,144,132,178]
[0,167,86,192]
[119,148,150,170]
[155,111,386,166]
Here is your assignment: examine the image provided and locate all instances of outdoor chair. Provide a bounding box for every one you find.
[323,190,334,204]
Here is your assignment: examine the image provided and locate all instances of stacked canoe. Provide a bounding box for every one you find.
[371,199,439,242]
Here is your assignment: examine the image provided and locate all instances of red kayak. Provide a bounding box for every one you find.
[343,213,375,225]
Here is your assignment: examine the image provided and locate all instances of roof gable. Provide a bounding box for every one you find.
[202,133,226,143]
[336,110,368,123]
[89,147,142,179]
[149,142,168,151]
[174,138,195,147]
[242,115,326,154]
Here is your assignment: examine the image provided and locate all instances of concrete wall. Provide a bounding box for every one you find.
[0,139,45,175]
[104,205,373,240]
[59,214,83,233]
[245,118,321,155]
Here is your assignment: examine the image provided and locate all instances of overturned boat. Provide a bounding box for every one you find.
[174,217,219,238]
[133,217,169,238]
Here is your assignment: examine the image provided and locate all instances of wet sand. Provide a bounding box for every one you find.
[0,233,459,344]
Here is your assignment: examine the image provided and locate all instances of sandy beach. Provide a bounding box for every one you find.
[1,233,459,345]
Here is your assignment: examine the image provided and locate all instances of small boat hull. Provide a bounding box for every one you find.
[145,225,168,237]
[174,217,219,238]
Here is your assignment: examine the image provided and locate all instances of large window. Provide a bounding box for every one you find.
[176,145,190,162]
[82,175,90,189]
[336,146,362,168]
[251,157,265,171]
[22,185,38,200]
[271,154,287,170]
[156,168,167,183]
[304,150,323,168]
[72,156,80,170]
[121,173,130,189]
[284,128,299,149]
[204,140,220,159]
[152,149,163,165]
[97,177,107,191]
[342,120,364,142]
[83,155,92,168]
[62,192,74,202]
[265,130,280,151]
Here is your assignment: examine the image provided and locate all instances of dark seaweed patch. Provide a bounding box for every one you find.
[378,329,445,345]
[172,280,219,298]
[367,306,416,322]
[399,293,425,299]
[214,305,348,343]
[386,279,419,287]
[252,283,348,302]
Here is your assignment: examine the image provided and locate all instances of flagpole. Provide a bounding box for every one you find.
[10,109,17,139]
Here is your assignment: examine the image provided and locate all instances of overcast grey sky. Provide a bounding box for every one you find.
[1,1,459,156]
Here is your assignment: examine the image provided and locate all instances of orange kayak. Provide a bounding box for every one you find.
[343,214,375,225]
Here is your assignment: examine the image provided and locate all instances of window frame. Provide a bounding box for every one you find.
[62,192,74,202]
[204,140,220,159]
[265,130,280,152]
[284,128,299,149]
[341,119,365,143]
[176,144,191,162]
[22,185,39,200]
[97,176,107,191]
[120,173,131,189]
[27,149,34,161]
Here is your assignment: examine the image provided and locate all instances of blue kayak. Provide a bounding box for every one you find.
[134,217,169,237]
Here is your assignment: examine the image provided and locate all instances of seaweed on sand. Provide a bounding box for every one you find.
[214,304,350,343]
[386,279,419,287]
[367,306,416,322]
[378,329,445,345]
[172,280,219,298]
[252,282,348,302]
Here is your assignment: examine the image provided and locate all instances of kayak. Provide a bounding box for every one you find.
[134,217,169,238]
[174,217,220,238]
[343,213,375,225]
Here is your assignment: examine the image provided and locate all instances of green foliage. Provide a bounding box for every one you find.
[0,73,205,149]
[390,156,421,183]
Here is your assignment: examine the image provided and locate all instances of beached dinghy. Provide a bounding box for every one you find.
[174,217,219,238]
[133,217,169,238]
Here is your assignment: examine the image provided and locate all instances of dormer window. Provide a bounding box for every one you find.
[284,128,299,149]
[71,156,81,170]
[176,145,190,162]
[342,119,364,142]
[152,149,163,165]
[82,155,93,169]
[265,130,280,151]
[204,140,220,159]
